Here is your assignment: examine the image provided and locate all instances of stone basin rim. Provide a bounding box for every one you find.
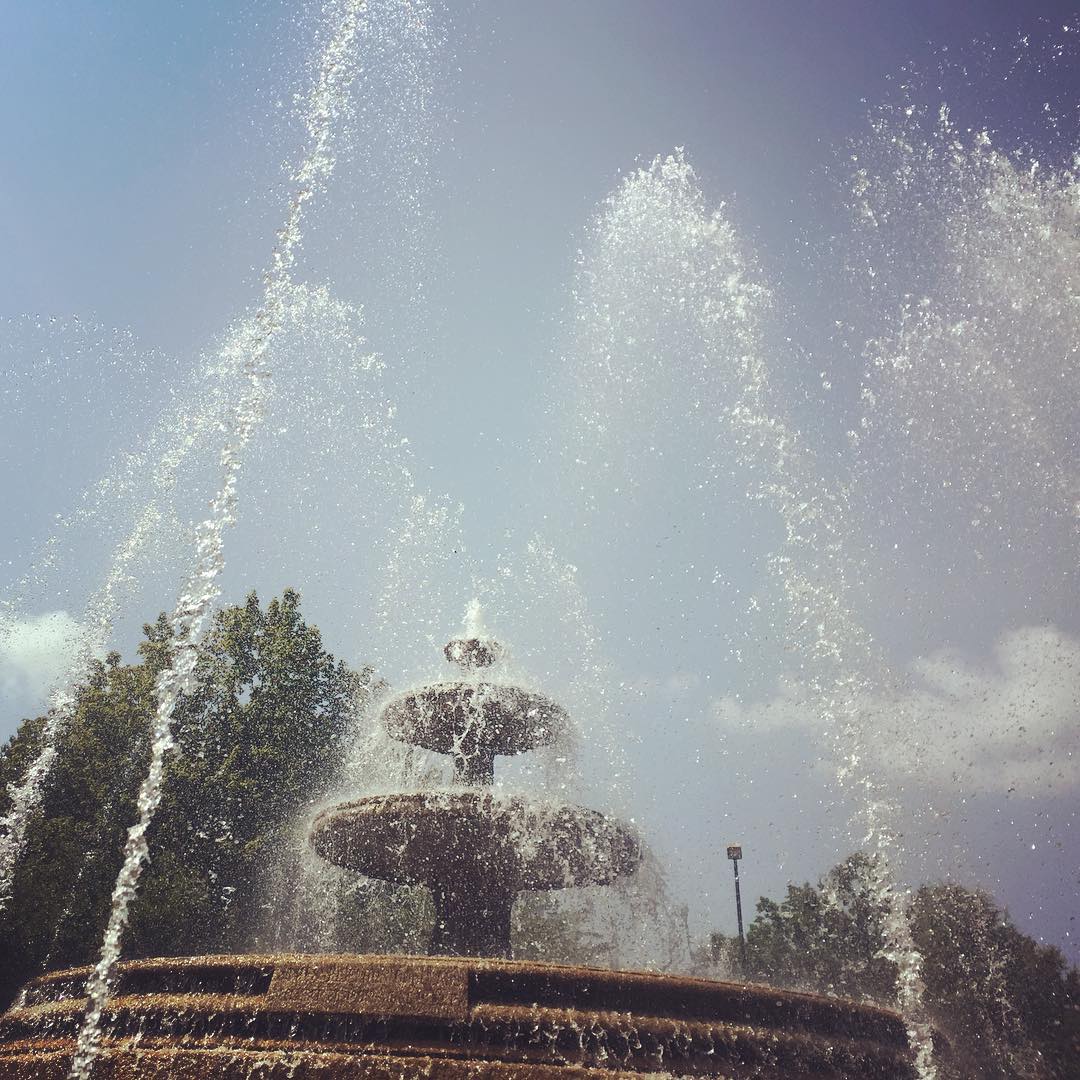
[1,954,920,1078]
[8,952,911,1037]
[310,791,642,891]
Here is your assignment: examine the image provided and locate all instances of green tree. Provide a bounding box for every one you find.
[909,883,1080,1079]
[0,590,369,1007]
[512,891,620,968]
[0,651,156,1007]
[129,589,372,956]
[713,854,1080,1079]
[739,852,898,1002]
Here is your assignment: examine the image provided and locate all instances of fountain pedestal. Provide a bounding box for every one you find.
[431,883,512,957]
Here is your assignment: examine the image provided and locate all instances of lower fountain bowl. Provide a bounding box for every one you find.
[0,953,918,1079]
[311,791,642,892]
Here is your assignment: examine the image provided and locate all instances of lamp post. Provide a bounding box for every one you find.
[727,844,747,973]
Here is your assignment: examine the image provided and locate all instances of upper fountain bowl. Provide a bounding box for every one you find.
[444,636,503,670]
[382,681,567,759]
[382,635,569,784]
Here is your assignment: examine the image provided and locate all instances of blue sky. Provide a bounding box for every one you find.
[3,1,1079,963]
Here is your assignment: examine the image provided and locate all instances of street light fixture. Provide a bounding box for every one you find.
[727,844,747,973]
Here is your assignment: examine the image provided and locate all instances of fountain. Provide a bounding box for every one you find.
[2,0,1077,1071]
[0,634,923,1078]
[311,635,641,958]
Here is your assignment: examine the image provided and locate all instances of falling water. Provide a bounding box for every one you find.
[0,505,160,907]
[557,149,936,1073]
[0,316,246,906]
[849,93,1080,556]
[66,2,374,1075]
[836,42,1080,1072]
[1,0,449,916]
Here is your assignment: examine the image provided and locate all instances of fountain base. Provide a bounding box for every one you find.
[0,953,918,1078]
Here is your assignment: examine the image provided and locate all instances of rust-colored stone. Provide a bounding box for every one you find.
[0,953,918,1078]
[311,793,640,891]
[265,955,469,1021]
[311,792,642,958]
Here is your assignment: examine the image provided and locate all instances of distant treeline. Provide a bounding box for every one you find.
[709,852,1079,1078]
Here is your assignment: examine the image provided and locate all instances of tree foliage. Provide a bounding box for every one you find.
[908,883,1080,1079]
[740,851,899,1001]
[0,590,370,1007]
[512,891,622,968]
[712,853,1079,1079]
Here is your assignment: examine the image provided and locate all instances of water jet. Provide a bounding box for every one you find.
[0,637,921,1077]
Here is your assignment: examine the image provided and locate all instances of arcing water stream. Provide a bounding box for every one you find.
[63,3,395,1076]
[0,328,229,908]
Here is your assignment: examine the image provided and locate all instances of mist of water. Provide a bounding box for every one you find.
[837,60,1080,1074]
[552,148,938,1072]
[66,2,384,1075]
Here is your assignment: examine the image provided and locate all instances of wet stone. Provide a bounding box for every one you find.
[310,639,640,958]
[0,954,919,1078]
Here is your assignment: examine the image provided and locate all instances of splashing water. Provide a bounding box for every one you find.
[834,50,1080,1072]
[0,291,265,906]
[0,505,161,908]
[463,596,486,639]
[557,149,937,1074]
[1,0,448,916]
[0,321,224,906]
[1,15,1077,1080]
[849,96,1080,567]
[66,2,376,1075]
[0,320,254,902]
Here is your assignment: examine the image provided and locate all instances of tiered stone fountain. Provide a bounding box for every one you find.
[0,636,924,1078]
[310,635,642,958]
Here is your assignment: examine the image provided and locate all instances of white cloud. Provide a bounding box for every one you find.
[0,611,84,708]
[629,671,704,698]
[711,626,1080,796]
[711,678,825,735]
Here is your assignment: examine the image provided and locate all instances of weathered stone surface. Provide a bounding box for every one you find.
[311,792,640,891]
[381,682,567,781]
[0,953,918,1078]
[265,955,469,1020]
[311,792,642,958]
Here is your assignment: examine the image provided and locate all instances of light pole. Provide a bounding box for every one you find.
[727,844,747,973]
